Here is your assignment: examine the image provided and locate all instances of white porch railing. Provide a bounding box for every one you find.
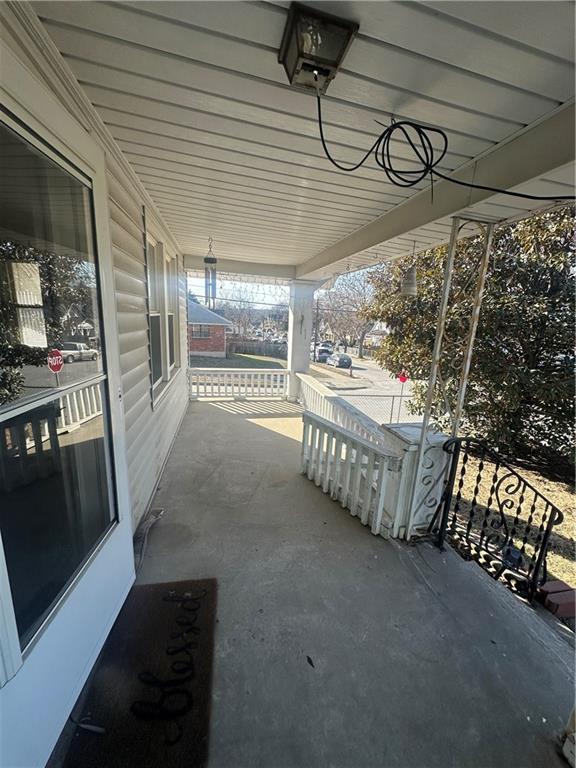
[188,368,288,399]
[57,382,103,431]
[1,380,104,493]
[296,374,450,540]
[301,412,401,538]
[296,373,387,446]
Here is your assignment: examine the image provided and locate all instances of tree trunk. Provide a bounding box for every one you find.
[358,330,368,359]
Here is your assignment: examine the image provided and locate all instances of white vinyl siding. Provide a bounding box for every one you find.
[1,0,189,531]
[0,11,188,768]
[0,4,188,528]
[107,157,188,530]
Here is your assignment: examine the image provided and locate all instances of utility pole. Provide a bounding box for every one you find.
[313,294,320,357]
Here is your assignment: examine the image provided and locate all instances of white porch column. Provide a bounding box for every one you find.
[287,280,316,400]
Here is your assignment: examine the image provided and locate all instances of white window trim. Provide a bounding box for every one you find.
[0,542,21,684]
[145,238,181,407]
[0,43,134,688]
[168,255,180,370]
[149,310,164,390]
[168,312,176,373]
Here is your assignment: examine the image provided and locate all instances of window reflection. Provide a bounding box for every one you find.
[0,123,103,410]
[0,121,116,650]
[0,389,113,648]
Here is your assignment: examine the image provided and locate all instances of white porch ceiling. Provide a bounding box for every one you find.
[34,1,575,279]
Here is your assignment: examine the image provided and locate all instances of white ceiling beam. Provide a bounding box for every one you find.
[183,254,296,281]
[297,102,575,279]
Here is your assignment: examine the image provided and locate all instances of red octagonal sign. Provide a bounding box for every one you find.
[47,349,64,374]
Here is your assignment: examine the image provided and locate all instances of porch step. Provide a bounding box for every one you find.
[545,590,576,618]
[539,580,576,618]
[539,579,573,597]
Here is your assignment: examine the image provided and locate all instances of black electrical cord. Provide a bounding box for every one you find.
[315,83,575,203]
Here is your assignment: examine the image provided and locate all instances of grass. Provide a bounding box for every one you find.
[189,353,286,369]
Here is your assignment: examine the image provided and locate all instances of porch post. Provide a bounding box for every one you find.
[406,216,496,538]
[286,280,316,400]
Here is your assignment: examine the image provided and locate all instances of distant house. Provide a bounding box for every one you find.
[187,299,233,360]
[364,321,389,348]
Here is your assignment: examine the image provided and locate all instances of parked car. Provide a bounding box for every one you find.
[326,353,352,369]
[311,347,331,363]
[61,341,99,362]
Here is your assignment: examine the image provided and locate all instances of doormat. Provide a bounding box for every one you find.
[55,579,217,768]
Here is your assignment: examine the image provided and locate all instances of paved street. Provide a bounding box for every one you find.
[311,356,420,425]
[313,356,414,395]
[19,359,102,399]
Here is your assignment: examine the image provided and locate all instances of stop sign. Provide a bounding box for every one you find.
[398,371,409,384]
[47,349,64,374]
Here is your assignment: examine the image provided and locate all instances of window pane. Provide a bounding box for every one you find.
[191,324,210,338]
[169,259,179,367]
[168,314,175,367]
[0,122,103,413]
[0,384,114,648]
[147,243,160,311]
[150,314,162,384]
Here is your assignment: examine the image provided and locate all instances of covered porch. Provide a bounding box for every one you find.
[139,398,572,768]
[0,3,574,766]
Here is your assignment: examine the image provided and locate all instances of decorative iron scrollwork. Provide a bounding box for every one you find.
[432,438,563,600]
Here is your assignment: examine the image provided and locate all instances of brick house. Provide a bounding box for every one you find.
[187,299,233,360]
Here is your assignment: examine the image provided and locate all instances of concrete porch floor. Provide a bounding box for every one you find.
[140,400,573,768]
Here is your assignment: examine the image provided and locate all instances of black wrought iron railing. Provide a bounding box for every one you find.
[431,437,564,599]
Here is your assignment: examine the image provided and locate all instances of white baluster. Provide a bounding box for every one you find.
[58,397,66,429]
[307,424,317,481]
[371,456,389,535]
[71,391,81,423]
[331,433,343,501]
[340,438,353,508]
[88,386,94,416]
[314,425,326,486]
[301,416,311,474]
[349,443,364,517]
[78,389,88,421]
[322,429,335,494]
[95,384,103,412]
[360,449,376,525]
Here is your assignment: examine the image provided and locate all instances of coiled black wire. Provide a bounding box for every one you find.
[315,88,575,202]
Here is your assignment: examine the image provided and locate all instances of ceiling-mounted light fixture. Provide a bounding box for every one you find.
[278,2,358,94]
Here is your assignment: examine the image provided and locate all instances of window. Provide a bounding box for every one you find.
[146,242,179,399]
[168,314,175,367]
[191,324,211,338]
[0,133,104,407]
[149,314,162,385]
[0,120,116,650]
[167,256,178,369]
[146,242,163,389]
